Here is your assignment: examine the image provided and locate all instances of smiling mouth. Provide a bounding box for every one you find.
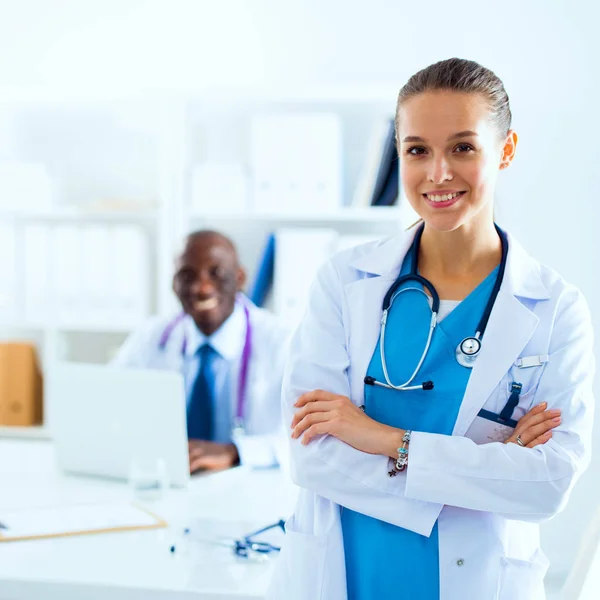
[423,191,467,203]
[192,297,219,312]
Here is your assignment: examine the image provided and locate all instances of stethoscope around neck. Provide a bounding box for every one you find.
[364,223,508,392]
[158,298,252,433]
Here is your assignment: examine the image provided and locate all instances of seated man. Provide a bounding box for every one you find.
[112,230,290,472]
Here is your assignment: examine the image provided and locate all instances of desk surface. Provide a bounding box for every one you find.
[0,439,298,600]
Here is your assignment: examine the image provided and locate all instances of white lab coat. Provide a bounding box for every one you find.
[268,228,595,600]
[112,300,291,468]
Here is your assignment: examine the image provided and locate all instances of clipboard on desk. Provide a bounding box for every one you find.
[0,502,167,543]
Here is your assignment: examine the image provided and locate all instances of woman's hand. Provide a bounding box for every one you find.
[505,402,562,448]
[291,389,402,457]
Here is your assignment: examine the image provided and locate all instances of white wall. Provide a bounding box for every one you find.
[1,0,598,582]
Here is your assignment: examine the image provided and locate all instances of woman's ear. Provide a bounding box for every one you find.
[499,130,518,169]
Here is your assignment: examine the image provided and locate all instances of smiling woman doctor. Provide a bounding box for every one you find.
[267,58,595,600]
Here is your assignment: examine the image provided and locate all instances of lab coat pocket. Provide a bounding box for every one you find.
[495,365,546,422]
[497,549,549,600]
[267,515,328,600]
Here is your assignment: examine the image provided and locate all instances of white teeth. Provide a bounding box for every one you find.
[193,298,218,311]
[426,192,461,202]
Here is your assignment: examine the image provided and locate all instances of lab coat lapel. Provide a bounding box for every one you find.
[345,274,397,405]
[346,230,418,405]
[452,289,539,435]
[453,234,549,436]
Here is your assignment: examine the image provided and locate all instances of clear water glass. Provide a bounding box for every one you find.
[128,456,169,502]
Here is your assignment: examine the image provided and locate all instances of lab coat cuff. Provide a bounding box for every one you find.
[235,434,278,469]
[404,431,441,502]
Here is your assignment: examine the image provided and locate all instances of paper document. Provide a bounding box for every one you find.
[0,502,165,542]
[23,223,51,321]
[250,113,343,213]
[0,223,17,320]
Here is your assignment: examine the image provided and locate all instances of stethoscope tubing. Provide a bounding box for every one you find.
[370,223,508,392]
[379,288,438,391]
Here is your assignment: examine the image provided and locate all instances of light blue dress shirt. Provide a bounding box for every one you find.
[111,296,291,467]
[182,302,246,443]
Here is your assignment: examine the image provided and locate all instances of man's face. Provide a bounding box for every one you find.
[172,236,245,336]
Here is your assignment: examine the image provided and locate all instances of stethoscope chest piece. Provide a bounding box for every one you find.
[455,336,481,368]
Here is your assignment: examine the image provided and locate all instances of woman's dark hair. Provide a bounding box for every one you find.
[395,58,512,139]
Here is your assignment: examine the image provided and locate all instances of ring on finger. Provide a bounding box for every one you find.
[516,435,526,447]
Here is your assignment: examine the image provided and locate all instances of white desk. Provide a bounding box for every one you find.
[0,439,298,600]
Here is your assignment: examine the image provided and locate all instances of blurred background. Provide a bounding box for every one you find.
[0,0,598,590]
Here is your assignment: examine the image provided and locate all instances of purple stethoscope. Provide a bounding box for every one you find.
[158,300,252,435]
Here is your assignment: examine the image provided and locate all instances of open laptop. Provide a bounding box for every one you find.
[47,363,190,487]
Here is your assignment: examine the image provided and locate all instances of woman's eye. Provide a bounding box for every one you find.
[454,143,474,153]
[406,146,427,156]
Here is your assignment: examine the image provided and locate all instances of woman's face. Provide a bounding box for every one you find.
[397,91,515,233]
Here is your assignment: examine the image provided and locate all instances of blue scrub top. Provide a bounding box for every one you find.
[341,249,499,600]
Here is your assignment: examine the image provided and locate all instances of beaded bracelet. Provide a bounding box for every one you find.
[388,430,412,477]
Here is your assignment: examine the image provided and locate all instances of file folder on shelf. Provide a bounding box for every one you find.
[273,228,339,328]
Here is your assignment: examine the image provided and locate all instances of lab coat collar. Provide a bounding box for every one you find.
[349,225,550,301]
[503,234,550,301]
[349,227,418,278]
[344,224,551,424]
[182,300,246,361]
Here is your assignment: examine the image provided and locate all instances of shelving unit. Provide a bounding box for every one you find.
[189,206,403,222]
[186,84,408,290]
[0,425,50,440]
[0,207,157,223]
[0,84,406,434]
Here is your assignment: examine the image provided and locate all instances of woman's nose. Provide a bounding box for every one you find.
[428,157,454,183]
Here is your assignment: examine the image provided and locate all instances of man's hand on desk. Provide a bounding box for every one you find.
[188,440,240,473]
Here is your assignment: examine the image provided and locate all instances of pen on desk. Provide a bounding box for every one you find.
[169,527,191,553]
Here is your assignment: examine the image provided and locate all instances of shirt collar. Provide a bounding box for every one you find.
[182,300,247,360]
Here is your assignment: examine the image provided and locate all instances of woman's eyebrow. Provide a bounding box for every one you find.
[448,130,478,140]
[401,130,479,143]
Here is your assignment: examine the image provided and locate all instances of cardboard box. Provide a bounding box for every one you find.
[0,342,43,426]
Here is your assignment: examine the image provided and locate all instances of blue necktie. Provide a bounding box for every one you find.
[187,344,217,440]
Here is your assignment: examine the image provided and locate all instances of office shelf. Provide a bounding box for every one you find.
[0,319,144,334]
[1,86,404,428]
[0,425,50,440]
[190,207,403,223]
[0,207,157,223]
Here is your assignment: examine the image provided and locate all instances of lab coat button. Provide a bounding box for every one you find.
[456,559,464,566]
